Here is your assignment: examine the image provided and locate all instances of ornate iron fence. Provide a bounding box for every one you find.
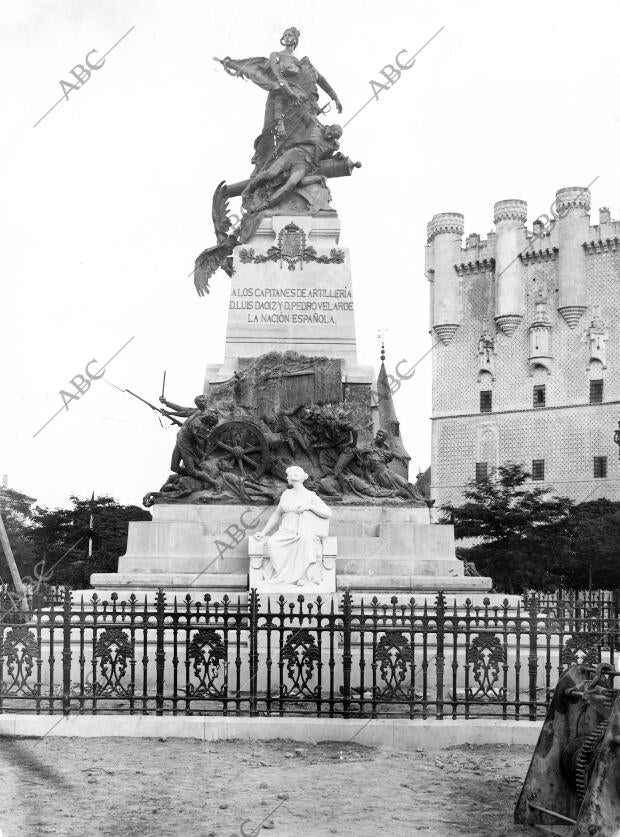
[523,589,618,637]
[0,582,65,612]
[0,588,618,719]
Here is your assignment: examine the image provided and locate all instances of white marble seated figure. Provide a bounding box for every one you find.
[254,465,332,586]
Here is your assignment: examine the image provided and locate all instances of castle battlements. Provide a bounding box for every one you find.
[426,187,620,341]
[428,200,620,271]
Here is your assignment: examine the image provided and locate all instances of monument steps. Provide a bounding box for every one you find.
[99,503,496,601]
[118,555,247,575]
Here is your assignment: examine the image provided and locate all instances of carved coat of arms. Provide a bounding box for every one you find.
[239,222,345,271]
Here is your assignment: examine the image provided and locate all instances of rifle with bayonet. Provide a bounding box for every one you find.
[125,389,183,427]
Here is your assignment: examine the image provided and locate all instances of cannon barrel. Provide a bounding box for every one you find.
[225,156,361,198]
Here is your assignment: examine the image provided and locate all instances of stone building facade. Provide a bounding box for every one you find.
[427,186,620,507]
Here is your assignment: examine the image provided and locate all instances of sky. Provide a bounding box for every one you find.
[2,0,620,510]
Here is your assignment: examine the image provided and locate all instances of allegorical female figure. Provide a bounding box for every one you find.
[254,465,332,585]
[215,27,342,174]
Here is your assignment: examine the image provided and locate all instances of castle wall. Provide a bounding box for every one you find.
[428,189,620,507]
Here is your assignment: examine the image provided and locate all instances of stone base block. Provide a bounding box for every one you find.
[249,577,336,596]
[338,574,493,592]
[90,572,247,590]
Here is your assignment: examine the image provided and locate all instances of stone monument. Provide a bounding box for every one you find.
[92,27,496,603]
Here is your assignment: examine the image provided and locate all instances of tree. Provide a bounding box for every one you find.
[29,495,151,589]
[0,487,39,583]
[559,499,620,590]
[442,464,574,593]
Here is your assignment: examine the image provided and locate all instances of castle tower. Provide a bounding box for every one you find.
[493,199,528,336]
[430,185,619,508]
[426,212,464,345]
[555,186,591,328]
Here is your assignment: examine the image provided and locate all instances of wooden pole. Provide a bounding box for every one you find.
[88,491,95,559]
[0,512,28,611]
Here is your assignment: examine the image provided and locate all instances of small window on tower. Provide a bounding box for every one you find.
[590,379,604,404]
[475,462,488,482]
[480,390,492,413]
[594,456,608,478]
[533,385,546,408]
[532,459,545,481]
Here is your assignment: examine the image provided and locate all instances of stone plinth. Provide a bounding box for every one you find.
[90,504,493,600]
[204,213,374,387]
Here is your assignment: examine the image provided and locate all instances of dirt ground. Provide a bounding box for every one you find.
[0,736,534,837]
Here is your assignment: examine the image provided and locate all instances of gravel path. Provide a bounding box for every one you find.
[0,737,534,836]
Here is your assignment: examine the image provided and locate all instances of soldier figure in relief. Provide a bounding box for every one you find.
[158,393,219,479]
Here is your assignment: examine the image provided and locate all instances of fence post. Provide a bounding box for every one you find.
[342,590,352,719]
[62,587,72,716]
[248,588,259,717]
[435,592,445,720]
[155,588,166,716]
[528,595,539,721]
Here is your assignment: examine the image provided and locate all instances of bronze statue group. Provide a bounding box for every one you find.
[143,394,424,507]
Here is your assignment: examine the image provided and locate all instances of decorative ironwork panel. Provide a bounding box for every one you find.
[561,634,602,669]
[1,627,39,696]
[280,629,320,699]
[374,631,415,700]
[466,633,506,701]
[187,629,227,697]
[93,628,134,697]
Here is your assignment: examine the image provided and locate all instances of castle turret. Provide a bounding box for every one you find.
[493,199,527,336]
[426,212,464,345]
[528,296,552,374]
[555,186,591,328]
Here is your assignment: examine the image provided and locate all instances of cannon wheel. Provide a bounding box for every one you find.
[206,420,270,478]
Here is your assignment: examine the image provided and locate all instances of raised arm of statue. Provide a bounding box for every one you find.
[158,397,193,416]
[316,71,342,113]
